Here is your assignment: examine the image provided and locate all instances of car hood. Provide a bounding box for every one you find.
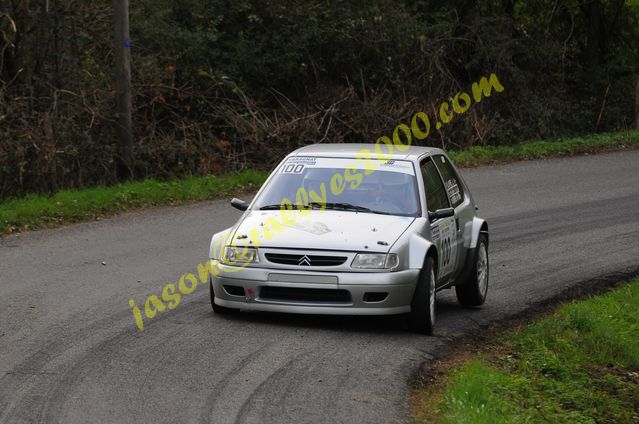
[233,210,415,252]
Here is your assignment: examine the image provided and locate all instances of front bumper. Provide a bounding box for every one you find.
[210,260,419,315]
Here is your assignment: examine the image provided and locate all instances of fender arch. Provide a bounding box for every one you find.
[456,218,488,287]
[408,233,438,274]
[470,217,489,249]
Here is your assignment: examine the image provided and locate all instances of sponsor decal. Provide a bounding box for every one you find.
[445,179,462,205]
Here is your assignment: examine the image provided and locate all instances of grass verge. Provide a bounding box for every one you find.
[2,129,638,235]
[411,277,639,423]
[0,170,267,234]
[448,129,639,167]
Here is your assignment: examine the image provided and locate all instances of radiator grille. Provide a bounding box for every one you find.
[264,253,347,266]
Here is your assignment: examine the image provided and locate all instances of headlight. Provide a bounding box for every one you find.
[220,246,259,265]
[351,253,399,270]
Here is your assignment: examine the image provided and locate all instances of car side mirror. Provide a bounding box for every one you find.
[428,207,454,221]
[230,198,248,211]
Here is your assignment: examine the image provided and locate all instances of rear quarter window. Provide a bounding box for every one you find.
[434,155,465,208]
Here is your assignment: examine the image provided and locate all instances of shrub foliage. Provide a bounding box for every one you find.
[1,0,638,198]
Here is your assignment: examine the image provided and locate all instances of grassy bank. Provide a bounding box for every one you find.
[448,129,639,167]
[0,170,267,234]
[411,278,639,423]
[2,130,638,235]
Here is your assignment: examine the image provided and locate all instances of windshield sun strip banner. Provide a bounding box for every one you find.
[282,157,415,175]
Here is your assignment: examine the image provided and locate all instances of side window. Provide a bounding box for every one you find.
[420,158,450,211]
[434,155,464,208]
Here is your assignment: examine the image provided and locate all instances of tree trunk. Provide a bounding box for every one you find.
[635,75,639,130]
[501,0,514,16]
[583,0,602,67]
[587,0,601,67]
[113,0,134,179]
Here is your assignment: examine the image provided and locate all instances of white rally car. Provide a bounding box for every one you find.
[208,144,489,334]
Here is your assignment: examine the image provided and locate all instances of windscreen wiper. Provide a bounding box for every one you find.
[261,202,391,215]
[322,202,374,212]
[325,202,396,215]
[259,203,321,210]
[322,202,369,211]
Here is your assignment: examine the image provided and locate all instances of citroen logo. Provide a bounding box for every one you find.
[298,255,311,266]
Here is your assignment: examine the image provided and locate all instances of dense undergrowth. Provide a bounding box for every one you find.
[1,0,638,199]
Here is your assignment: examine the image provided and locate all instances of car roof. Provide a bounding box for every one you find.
[289,143,445,161]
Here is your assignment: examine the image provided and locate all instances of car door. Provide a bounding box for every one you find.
[419,157,457,284]
[433,155,471,280]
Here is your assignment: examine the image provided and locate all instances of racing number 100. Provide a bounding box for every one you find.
[282,164,305,174]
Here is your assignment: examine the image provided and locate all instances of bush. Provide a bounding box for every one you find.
[1,0,638,199]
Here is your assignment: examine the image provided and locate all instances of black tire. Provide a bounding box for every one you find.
[455,234,489,306]
[408,257,437,335]
[209,278,239,314]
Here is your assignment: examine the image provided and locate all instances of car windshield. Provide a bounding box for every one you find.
[253,156,421,217]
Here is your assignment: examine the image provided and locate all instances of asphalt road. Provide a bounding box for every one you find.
[1,150,638,424]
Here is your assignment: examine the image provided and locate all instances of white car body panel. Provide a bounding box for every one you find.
[208,143,488,317]
[233,210,415,252]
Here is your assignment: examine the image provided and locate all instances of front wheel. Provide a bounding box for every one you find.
[407,257,436,335]
[209,278,239,314]
[455,234,489,306]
